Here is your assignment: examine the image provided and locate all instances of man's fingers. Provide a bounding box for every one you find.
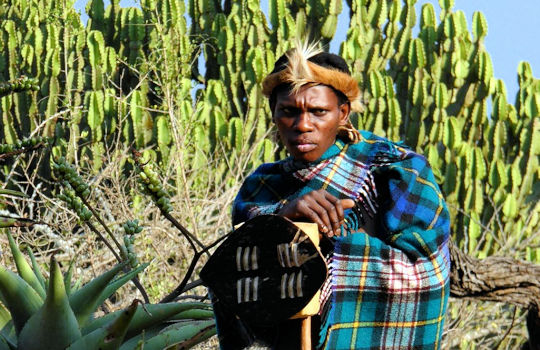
[311,203,333,236]
[285,191,357,238]
[335,199,354,236]
[341,199,355,210]
[316,192,357,236]
[298,201,331,235]
[315,196,341,236]
[316,191,345,236]
[323,191,345,222]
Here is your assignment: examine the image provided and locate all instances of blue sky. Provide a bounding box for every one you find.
[74,0,539,100]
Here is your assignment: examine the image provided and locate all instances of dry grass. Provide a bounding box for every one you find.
[444,300,529,349]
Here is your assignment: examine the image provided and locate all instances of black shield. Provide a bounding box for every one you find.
[200,215,328,326]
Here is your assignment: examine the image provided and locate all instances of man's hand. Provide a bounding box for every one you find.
[277,189,355,237]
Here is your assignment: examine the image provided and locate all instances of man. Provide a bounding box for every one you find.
[225,43,450,349]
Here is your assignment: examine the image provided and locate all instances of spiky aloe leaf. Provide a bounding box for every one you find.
[0,303,11,328]
[0,303,15,348]
[125,303,212,339]
[82,302,210,336]
[171,308,214,320]
[66,300,138,350]
[95,262,149,309]
[170,325,217,350]
[69,261,128,327]
[97,300,138,350]
[18,256,81,350]
[64,259,75,296]
[26,248,46,291]
[5,231,46,299]
[119,321,215,350]
[134,320,215,350]
[0,335,11,350]
[0,267,42,335]
[119,326,158,350]
[119,325,161,349]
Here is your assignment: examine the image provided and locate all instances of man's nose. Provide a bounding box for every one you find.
[295,112,314,132]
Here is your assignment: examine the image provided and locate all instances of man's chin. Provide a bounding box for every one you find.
[290,151,320,163]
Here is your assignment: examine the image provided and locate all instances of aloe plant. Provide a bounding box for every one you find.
[0,230,215,350]
[0,123,216,349]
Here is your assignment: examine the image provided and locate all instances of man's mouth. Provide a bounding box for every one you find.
[291,141,317,153]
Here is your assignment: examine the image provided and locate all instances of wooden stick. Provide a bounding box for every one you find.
[301,316,312,350]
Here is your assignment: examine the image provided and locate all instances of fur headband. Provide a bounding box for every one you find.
[262,43,363,113]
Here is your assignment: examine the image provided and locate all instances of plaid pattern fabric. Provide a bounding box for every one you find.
[232,131,450,349]
[233,138,378,226]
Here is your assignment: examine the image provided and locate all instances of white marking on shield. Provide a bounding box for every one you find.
[242,246,251,271]
[280,273,288,299]
[284,244,291,268]
[236,247,242,272]
[277,244,285,268]
[237,279,242,304]
[291,243,300,267]
[251,246,258,270]
[244,277,251,303]
[296,270,303,297]
[288,272,296,298]
[253,276,259,302]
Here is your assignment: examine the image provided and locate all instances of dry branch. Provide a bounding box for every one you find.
[449,239,540,348]
[449,240,540,309]
[0,143,47,162]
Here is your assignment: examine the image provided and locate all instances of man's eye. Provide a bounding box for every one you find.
[312,109,327,116]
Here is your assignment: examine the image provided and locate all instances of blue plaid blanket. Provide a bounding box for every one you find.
[232,131,451,349]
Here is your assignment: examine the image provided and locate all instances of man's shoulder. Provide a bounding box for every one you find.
[357,130,409,149]
[350,130,413,158]
[350,130,433,172]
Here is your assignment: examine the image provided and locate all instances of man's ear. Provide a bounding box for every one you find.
[338,102,351,126]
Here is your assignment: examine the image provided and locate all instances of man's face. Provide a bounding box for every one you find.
[272,84,350,162]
